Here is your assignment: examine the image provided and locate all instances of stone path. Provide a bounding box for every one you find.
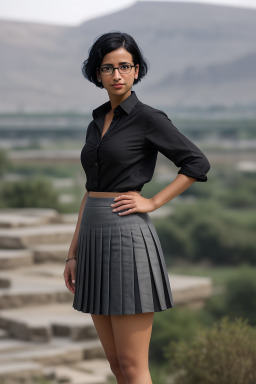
[0,207,212,383]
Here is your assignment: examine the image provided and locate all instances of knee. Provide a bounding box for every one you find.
[108,356,122,377]
[118,354,139,380]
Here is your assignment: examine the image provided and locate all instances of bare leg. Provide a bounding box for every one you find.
[111,312,154,384]
[91,314,126,384]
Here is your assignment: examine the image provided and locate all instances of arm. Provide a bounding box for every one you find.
[112,110,210,215]
[113,174,197,214]
[145,111,210,209]
[67,190,89,258]
[64,191,88,294]
[151,173,196,210]
[145,110,211,183]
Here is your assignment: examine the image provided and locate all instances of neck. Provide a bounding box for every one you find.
[108,90,132,112]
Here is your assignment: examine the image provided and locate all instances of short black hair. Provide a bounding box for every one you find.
[82,31,149,88]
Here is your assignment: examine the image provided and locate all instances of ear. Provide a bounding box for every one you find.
[96,68,101,82]
[134,64,139,79]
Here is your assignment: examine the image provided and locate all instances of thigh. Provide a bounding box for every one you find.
[110,312,154,366]
[91,314,119,368]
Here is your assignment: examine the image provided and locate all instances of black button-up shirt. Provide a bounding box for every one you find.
[81,90,210,192]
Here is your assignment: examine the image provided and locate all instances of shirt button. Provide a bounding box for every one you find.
[94,162,98,166]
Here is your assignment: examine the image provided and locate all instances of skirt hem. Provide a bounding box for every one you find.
[72,304,174,316]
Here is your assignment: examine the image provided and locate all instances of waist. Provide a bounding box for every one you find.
[88,191,141,198]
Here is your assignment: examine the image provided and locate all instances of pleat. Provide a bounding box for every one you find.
[73,227,82,309]
[88,227,96,313]
[94,226,103,314]
[109,225,123,315]
[139,224,169,310]
[82,225,91,312]
[130,223,154,313]
[148,224,174,308]
[76,225,87,310]
[101,226,111,315]
[120,225,135,314]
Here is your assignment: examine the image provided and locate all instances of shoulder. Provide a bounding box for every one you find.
[136,100,170,122]
[136,101,174,134]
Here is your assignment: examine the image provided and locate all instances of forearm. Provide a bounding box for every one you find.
[68,191,88,257]
[151,174,196,210]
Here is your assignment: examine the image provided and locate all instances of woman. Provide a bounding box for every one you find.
[64,31,210,384]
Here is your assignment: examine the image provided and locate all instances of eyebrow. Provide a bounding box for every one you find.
[101,62,131,66]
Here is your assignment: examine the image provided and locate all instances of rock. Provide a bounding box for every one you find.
[0,208,60,228]
[31,243,70,263]
[0,361,44,381]
[0,268,71,310]
[0,249,34,270]
[0,224,75,248]
[0,337,104,365]
[0,303,97,342]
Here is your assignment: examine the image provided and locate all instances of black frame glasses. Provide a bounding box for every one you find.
[98,64,136,76]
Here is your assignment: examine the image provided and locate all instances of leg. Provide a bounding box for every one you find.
[111,312,154,384]
[91,314,126,384]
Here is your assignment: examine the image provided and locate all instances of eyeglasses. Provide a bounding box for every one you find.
[98,64,136,76]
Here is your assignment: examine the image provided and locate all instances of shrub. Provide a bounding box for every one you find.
[204,266,256,326]
[0,177,60,210]
[165,316,256,384]
[149,308,213,365]
[0,148,12,177]
[224,268,256,325]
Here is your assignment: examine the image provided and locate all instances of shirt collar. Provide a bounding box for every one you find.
[92,90,139,119]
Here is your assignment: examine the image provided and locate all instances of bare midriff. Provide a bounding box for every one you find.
[88,191,141,198]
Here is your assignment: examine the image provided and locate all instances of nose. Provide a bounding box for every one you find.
[112,68,122,80]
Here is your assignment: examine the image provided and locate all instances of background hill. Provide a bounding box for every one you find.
[0,1,255,113]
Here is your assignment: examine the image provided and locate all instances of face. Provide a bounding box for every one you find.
[96,47,139,99]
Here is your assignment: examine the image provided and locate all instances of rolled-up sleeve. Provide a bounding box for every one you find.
[144,110,211,182]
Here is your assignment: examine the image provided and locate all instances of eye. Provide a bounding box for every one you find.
[120,64,129,69]
[101,66,112,72]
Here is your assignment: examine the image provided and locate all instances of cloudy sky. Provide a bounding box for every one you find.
[1,0,255,26]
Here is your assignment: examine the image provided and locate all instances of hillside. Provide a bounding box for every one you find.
[0,1,255,112]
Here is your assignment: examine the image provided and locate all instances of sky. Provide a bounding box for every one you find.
[1,0,256,26]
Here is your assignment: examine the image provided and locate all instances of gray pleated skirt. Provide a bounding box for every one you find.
[72,196,174,315]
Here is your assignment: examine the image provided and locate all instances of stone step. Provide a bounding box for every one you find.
[0,361,44,381]
[0,208,61,228]
[0,328,9,339]
[0,267,71,309]
[15,261,66,278]
[0,223,75,248]
[0,277,10,288]
[0,302,96,342]
[30,243,71,263]
[0,338,34,353]
[170,274,212,309]
[74,359,114,381]
[0,336,104,365]
[45,361,113,384]
[0,249,34,270]
[60,213,79,225]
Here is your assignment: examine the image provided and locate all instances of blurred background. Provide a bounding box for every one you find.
[0,1,256,383]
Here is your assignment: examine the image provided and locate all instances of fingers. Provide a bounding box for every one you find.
[112,202,136,212]
[118,208,137,216]
[71,271,76,287]
[63,264,76,294]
